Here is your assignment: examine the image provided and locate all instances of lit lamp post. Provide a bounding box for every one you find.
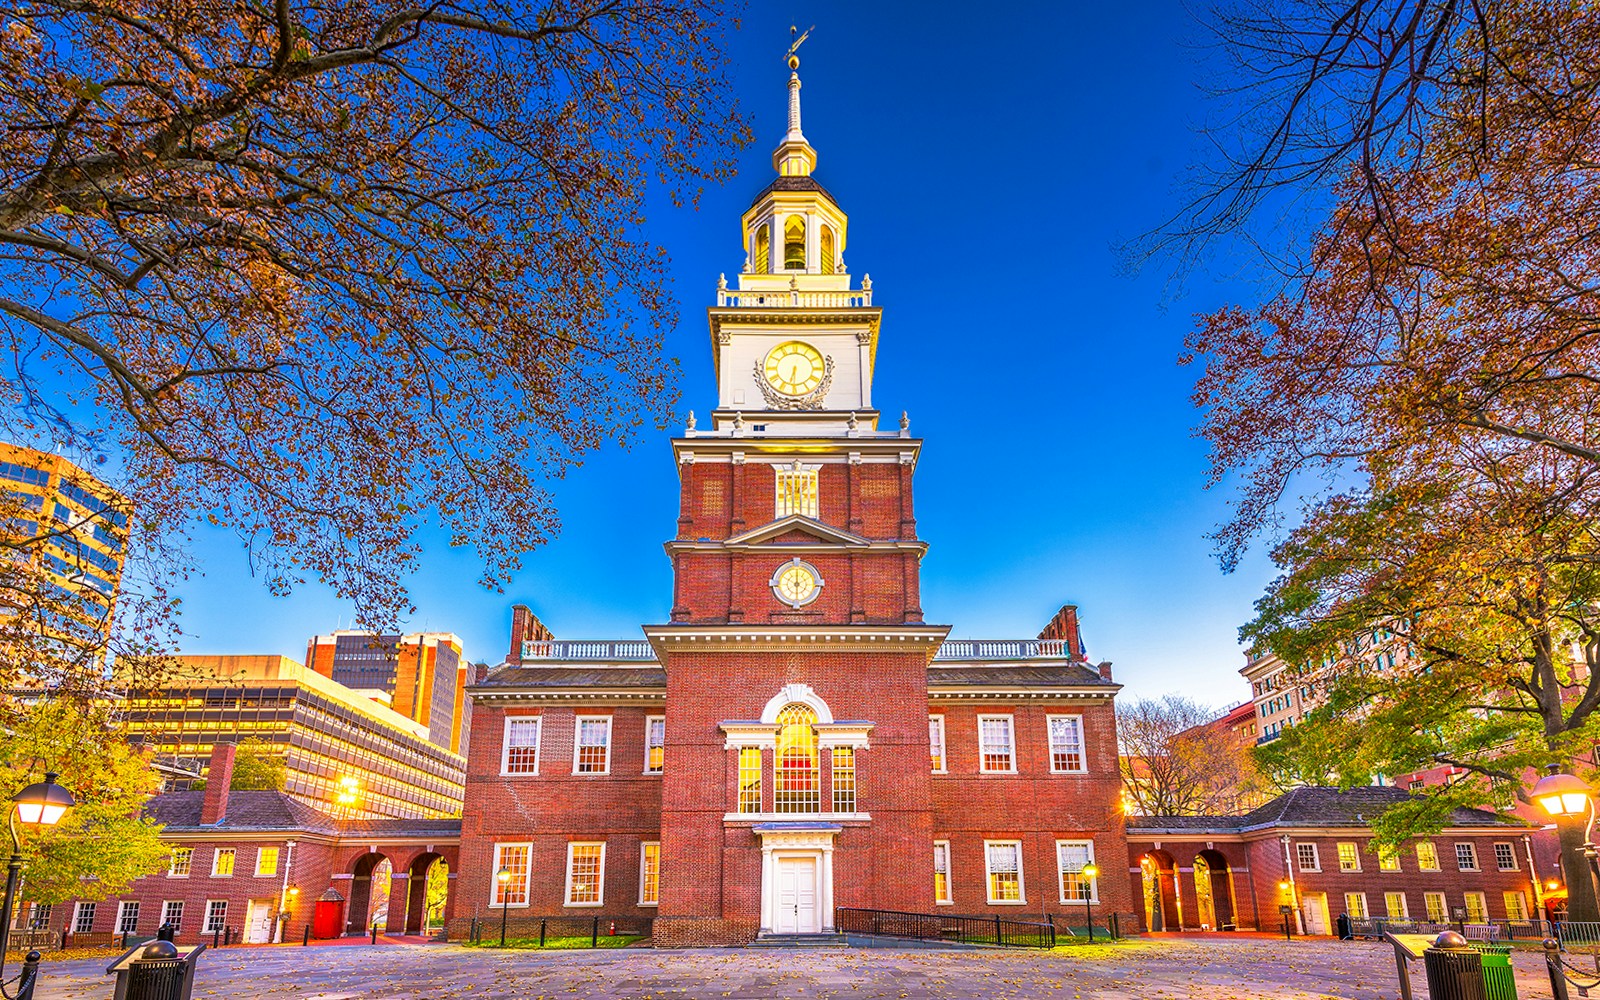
[1531,768,1600,922]
[0,774,76,994]
[1081,864,1099,944]
[496,868,511,947]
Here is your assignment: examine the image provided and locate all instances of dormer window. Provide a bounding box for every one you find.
[754,224,770,273]
[775,465,818,518]
[783,215,806,270]
[820,226,835,274]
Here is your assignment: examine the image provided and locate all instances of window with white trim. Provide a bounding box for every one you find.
[1047,715,1086,773]
[933,841,952,904]
[168,847,193,877]
[1344,893,1368,920]
[1295,843,1320,872]
[203,900,228,933]
[161,901,184,933]
[1334,842,1360,872]
[1376,844,1401,872]
[1493,842,1518,872]
[566,842,605,907]
[737,746,762,814]
[639,843,660,906]
[1384,891,1408,919]
[1504,891,1529,922]
[929,716,946,774]
[211,848,236,877]
[644,716,665,774]
[1455,842,1479,871]
[1416,842,1440,871]
[832,746,856,813]
[502,716,541,775]
[573,716,612,774]
[491,843,531,907]
[255,846,280,877]
[1463,891,1487,923]
[978,715,1015,773]
[72,901,96,934]
[1056,840,1097,903]
[117,901,140,935]
[985,840,1025,903]
[1424,891,1447,922]
[775,466,819,519]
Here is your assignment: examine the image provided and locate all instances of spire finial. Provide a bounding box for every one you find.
[774,26,817,177]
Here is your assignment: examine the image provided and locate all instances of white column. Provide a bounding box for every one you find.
[759,846,774,933]
[820,847,834,932]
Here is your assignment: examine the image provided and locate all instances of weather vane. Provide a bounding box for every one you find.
[786,24,813,70]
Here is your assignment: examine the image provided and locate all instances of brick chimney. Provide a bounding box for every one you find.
[508,605,553,662]
[200,743,237,825]
[1037,604,1085,659]
[1097,661,1114,682]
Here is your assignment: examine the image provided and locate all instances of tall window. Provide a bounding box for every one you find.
[566,843,605,906]
[574,716,612,774]
[783,215,806,270]
[212,848,236,877]
[929,716,946,773]
[502,717,541,775]
[161,901,184,932]
[1504,891,1529,922]
[985,841,1024,903]
[1454,843,1479,871]
[753,224,770,273]
[1344,893,1368,920]
[1384,892,1408,919]
[1056,841,1096,902]
[820,226,836,274]
[775,467,819,518]
[72,902,96,934]
[492,843,531,907]
[203,901,228,933]
[832,746,856,813]
[117,901,140,935]
[644,716,665,774]
[256,847,280,877]
[1494,842,1517,871]
[933,842,952,904]
[1424,891,1447,922]
[1047,715,1085,772]
[1295,843,1320,872]
[775,704,820,813]
[978,715,1015,773]
[169,847,193,877]
[738,746,762,814]
[640,843,661,906]
[1336,842,1360,873]
[1416,842,1440,871]
[1463,891,1487,923]
[1377,844,1401,872]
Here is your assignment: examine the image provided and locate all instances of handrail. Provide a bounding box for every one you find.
[933,639,1070,661]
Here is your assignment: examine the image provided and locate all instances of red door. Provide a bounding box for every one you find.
[312,900,344,939]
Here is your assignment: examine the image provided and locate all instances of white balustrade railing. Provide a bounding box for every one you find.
[716,288,873,308]
[518,637,1071,661]
[933,639,1070,661]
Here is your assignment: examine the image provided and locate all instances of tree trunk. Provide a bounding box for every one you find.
[1558,821,1599,922]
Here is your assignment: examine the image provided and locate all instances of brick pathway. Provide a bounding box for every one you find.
[26,935,1568,999]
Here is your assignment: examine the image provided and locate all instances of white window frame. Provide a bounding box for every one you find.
[72,901,96,934]
[116,900,140,935]
[168,847,193,877]
[983,839,1026,905]
[500,715,542,776]
[1336,841,1361,873]
[211,847,236,878]
[1416,841,1440,872]
[490,842,532,909]
[933,840,953,905]
[1295,842,1320,872]
[643,715,666,775]
[1376,843,1401,872]
[1046,715,1087,774]
[161,901,184,933]
[1344,892,1368,920]
[203,900,228,934]
[1455,842,1480,872]
[929,715,947,774]
[978,715,1016,774]
[1424,891,1448,923]
[1463,891,1487,923]
[638,842,660,907]
[565,842,606,908]
[255,846,280,877]
[572,716,613,776]
[1384,891,1409,920]
[1493,842,1518,872]
[774,465,819,519]
[1055,839,1099,904]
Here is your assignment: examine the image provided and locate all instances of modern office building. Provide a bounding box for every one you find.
[305,631,467,752]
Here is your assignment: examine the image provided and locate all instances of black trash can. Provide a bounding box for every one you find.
[1424,931,1489,1000]
[108,940,206,1000]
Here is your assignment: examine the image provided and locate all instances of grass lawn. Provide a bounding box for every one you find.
[464,934,645,950]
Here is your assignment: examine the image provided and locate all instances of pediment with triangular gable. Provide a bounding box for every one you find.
[724,514,870,550]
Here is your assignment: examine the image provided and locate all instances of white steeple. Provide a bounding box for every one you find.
[773,53,817,177]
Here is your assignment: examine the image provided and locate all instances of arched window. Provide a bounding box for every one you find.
[774,703,819,813]
[819,226,835,275]
[753,224,770,273]
[783,215,806,270]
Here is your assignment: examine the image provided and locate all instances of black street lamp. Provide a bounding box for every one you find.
[0,774,76,996]
[496,868,512,947]
[1081,864,1099,944]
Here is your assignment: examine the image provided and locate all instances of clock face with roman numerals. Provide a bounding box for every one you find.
[764,341,825,396]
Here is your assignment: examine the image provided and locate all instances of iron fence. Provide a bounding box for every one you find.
[835,907,1056,949]
[1350,917,1557,942]
[461,915,652,948]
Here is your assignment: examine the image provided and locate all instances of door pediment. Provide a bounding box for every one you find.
[725,515,869,550]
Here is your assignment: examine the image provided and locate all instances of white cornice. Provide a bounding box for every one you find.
[470,689,666,703]
[643,624,950,659]
[927,686,1121,701]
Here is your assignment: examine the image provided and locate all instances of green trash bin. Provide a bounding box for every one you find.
[1473,943,1516,1000]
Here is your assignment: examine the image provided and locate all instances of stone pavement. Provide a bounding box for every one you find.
[26,936,1568,999]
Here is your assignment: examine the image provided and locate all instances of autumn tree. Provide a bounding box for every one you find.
[1174,1,1600,917]
[1118,696,1268,816]
[190,736,287,792]
[0,0,749,693]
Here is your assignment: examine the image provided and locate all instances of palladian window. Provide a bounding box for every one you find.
[774,703,820,813]
[783,215,806,270]
[753,224,770,273]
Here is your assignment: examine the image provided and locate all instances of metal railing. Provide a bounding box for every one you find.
[835,907,1056,949]
[463,914,652,948]
[1351,917,1555,942]
[716,288,873,309]
[519,638,1076,663]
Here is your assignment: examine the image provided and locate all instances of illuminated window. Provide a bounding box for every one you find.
[566,842,605,906]
[1454,843,1478,871]
[1504,891,1529,921]
[256,847,280,877]
[1047,715,1085,773]
[978,715,1015,773]
[775,466,818,519]
[1344,893,1368,920]
[1384,892,1408,919]
[738,747,762,814]
[72,902,96,934]
[211,848,236,877]
[1463,891,1487,923]
[1376,843,1400,871]
[985,840,1024,903]
[1424,891,1447,922]
[491,843,530,907]
[1416,842,1440,871]
[928,716,946,773]
[783,215,806,270]
[1057,840,1097,902]
[502,717,541,775]
[933,841,952,904]
[1295,843,1319,872]
[162,901,184,932]
[1336,842,1360,873]
[775,704,820,813]
[640,843,660,906]
[1494,842,1517,871]
[203,900,228,933]
[574,716,612,774]
[169,848,193,877]
[832,746,856,813]
[644,716,665,774]
[753,224,770,273]
[117,901,140,935]
[820,226,835,274]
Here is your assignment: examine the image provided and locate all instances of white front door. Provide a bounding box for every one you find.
[1302,893,1329,935]
[244,901,274,944]
[775,857,820,934]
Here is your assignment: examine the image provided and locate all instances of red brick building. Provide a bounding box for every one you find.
[453,62,1131,947]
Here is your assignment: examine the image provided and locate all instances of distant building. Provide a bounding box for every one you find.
[304,631,467,752]
[118,654,465,820]
[1216,699,1259,747]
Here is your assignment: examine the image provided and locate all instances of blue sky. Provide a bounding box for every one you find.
[175,1,1282,708]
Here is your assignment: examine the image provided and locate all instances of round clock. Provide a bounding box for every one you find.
[771,558,824,608]
[763,341,825,396]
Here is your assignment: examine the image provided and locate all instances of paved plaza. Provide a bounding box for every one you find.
[25,936,1572,999]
